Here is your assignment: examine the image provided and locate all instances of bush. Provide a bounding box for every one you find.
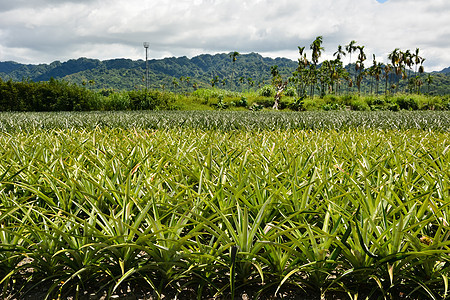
[102,92,130,111]
[284,86,297,97]
[349,99,370,111]
[258,85,275,97]
[128,90,176,110]
[0,78,96,112]
[322,103,342,111]
[249,103,264,111]
[236,96,248,107]
[395,96,418,110]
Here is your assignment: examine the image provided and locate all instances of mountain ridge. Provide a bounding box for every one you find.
[1,53,449,94]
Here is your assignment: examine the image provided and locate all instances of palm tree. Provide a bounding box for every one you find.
[171,78,179,91]
[417,60,425,94]
[413,48,423,75]
[211,75,219,87]
[310,36,324,98]
[345,40,358,66]
[310,36,324,66]
[374,62,383,95]
[403,49,413,92]
[355,46,366,95]
[334,60,348,95]
[425,74,433,94]
[416,55,426,94]
[388,48,403,94]
[229,51,240,90]
[333,45,346,61]
[345,40,358,93]
[294,46,309,98]
[383,64,392,95]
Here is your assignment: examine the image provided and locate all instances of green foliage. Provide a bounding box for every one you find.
[126,89,176,110]
[0,118,449,298]
[0,78,96,111]
[0,54,296,92]
[1,111,449,132]
[258,85,275,97]
[1,79,449,113]
[284,86,297,97]
[349,98,371,111]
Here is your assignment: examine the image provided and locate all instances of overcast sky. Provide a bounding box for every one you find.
[0,0,449,71]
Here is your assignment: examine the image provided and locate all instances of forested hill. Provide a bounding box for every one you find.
[1,53,449,94]
[0,53,297,91]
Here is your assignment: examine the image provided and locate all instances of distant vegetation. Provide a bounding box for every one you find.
[0,78,449,112]
[1,37,450,112]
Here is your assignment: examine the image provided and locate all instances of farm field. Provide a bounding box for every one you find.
[0,111,449,299]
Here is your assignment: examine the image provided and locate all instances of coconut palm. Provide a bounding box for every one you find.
[310,36,324,98]
[413,48,423,75]
[345,40,358,66]
[388,48,403,93]
[374,63,383,95]
[426,74,433,94]
[403,50,413,92]
[345,40,358,93]
[383,64,392,95]
[333,45,346,61]
[294,46,309,98]
[229,51,240,90]
[310,36,324,66]
[355,46,366,95]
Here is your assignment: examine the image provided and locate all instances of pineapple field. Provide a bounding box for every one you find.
[0,111,449,299]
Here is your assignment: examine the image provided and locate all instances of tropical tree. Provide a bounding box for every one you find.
[334,60,349,95]
[345,40,358,66]
[270,65,287,109]
[345,40,358,92]
[371,56,383,95]
[383,64,393,95]
[413,49,426,93]
[291,46,309,98]
[229,51,240,90]
[171,78,179,91]
[425,74,433,94]
[185,76,191,91]
[403,49,413,93]
[318,60,331,97]
[310,36,324,98]
[333,45,346,61]
[388,48,403,94]
[211,75,219,88]
[413,48,424,75]
[355,46,366,95]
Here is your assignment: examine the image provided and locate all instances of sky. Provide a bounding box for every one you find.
[0,0,449,71]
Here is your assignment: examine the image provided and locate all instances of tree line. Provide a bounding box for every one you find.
[268,37,434,100]
[0,78,175,112]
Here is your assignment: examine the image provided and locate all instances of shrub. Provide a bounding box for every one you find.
[350,98,370,111]
[395,96,419,110]
[235,96,248,108]
[284,86,297,97]
[258,85,275,97]
[127,90,176,110]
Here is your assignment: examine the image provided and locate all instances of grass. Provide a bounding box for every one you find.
[0,111,449,299]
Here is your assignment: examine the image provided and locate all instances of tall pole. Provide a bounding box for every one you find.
[143,42,149,90]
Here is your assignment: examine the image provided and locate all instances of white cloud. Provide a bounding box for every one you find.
[0,0,449,71]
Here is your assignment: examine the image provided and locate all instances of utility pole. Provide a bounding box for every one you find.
[143,42,149,90]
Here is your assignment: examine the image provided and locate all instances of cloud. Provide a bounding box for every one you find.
[0,0,449,71]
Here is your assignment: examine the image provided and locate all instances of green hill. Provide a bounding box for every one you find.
[0,53,296,92]
[1,53,449,95]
